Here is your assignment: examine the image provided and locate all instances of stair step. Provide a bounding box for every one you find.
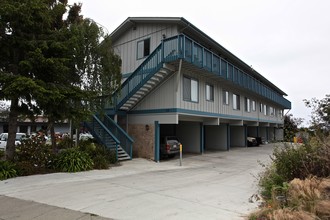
[85,116,133,162]
[118,155,131,161]
[117,67,174,111]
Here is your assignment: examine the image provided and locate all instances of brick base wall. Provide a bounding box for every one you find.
[128,124,155,160]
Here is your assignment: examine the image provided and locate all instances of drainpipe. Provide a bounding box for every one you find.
[176,59,183,92]
[175,59,183,108]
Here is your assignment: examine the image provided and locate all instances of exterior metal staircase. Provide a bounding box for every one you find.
[87,34,291,161]
[112,42,176,111]
[85,115,132,161]
[86,38,178,161]
[120,64,175,111]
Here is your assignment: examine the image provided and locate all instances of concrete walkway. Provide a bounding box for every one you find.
[0,195,111,220]
[0,143,278,220]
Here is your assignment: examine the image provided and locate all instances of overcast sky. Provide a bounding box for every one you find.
[70,0,330,126]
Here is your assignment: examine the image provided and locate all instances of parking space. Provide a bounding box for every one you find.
[0,143,278,220]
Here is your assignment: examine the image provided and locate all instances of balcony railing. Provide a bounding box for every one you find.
[112,34,291,110]
[165,35,291,109]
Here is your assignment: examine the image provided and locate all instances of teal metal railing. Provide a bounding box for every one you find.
[102,115,133,159]
[112,45,163,110]
[112,34,291,110]
[178,35,291,109]
[84,115,120,160]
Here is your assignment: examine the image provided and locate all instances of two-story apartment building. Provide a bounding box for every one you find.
[86,17,291,162]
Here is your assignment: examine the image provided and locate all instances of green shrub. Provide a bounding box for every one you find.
[258,163,286,199]
[92,155,109,169]
[14,139,55,175]
[0,150,4,160]
[0,160,17,180]
[78,139,97,155]
[15,161,37,176]
[57,136,74,149]
[272,142,329,181]
[54,148,93,172]
[78,140,117,169]
[258,139,330,201]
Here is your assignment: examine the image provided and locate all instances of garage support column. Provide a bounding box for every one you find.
[266,127,269,142]
[154,121,160,162]
[227,124,230,151]
[257,126,259,138]
[200,122,204,154]
[244,125,247,147]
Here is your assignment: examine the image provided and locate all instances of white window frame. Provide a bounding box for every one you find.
[223,90,229,105]
[233,94,240,110]
[245,97,250,112]
[137,38,150,59]
[252,100,256,111]
[270,107,274,116]
[183,76,199,103]
[206,84,214,101]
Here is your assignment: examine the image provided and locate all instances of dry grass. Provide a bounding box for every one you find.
[248,177,330,220]
[288,177,322,213]
[269,208,316,220]
[288,177,330,219]
[316,200,330,218]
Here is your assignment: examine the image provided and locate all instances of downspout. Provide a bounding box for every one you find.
[176,59,183,92]
[175,59,183,109]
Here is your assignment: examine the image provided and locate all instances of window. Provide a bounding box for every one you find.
[270,107,275,116]
[252,100,256,111]
[206,84,214,101]
[279,110,283,118]
[233,94,240,110]
[223,90,229,105]
[260,103,263,113]
[183,76,198,102]
[263,104,267,116]
[137,38,150,59]
[245,97,250,112]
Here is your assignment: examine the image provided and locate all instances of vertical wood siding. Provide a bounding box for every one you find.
[112,23,178,74]
[177,70,284,123]
[134,73,177,110]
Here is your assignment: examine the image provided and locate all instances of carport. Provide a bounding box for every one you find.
[159,121,203,155]
[204,124,228,151]
[154,115,283,162]
[156,114,216,162]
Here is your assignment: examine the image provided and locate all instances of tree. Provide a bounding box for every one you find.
[0,101,10,121]
[304,95,330,134]
[0,0,54,159]
[283,114,303,142]
[0,0,121,158]
[68,18,121,114]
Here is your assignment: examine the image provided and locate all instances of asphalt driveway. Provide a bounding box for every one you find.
[0,143,278,220]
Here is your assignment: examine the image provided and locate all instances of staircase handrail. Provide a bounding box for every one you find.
[89,115,120,145]
[102,115,133,158]
[104,115,134,143]
[110,34,290,110]
[113,46,163,110]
